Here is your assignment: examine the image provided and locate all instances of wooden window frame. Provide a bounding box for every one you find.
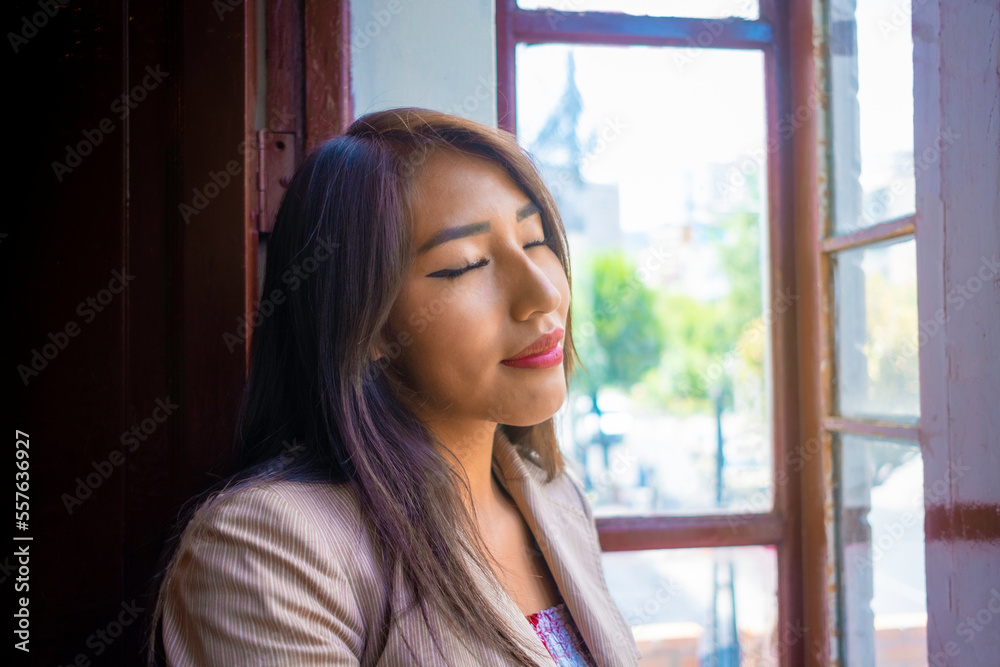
[800,1,1000,665]
[252,0,352,347]
[797,0,927,662]
[497,1,806,664]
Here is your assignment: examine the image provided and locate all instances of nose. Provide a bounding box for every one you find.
[505,247,564,322]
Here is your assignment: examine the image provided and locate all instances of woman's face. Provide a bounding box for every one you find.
[383,147,570,431]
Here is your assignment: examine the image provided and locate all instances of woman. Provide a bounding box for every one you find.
[146,108,641,666]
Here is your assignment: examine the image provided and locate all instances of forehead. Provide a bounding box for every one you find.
[407,148,527,220]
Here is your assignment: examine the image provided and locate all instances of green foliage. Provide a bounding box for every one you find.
[569,171,767,417]
[857,262,920,417]
[640,209,764,412]
[570,249,665,401]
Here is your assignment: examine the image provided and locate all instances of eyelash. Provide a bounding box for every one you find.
[433,238,554,279]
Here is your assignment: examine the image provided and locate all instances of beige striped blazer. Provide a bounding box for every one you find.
[160,429,643,666]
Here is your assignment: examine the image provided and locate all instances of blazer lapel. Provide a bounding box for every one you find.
[491,430,640,667]
[460,545,558,667]
[384,537,556,666]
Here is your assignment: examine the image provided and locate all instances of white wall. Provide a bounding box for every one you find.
[350,0,497,128]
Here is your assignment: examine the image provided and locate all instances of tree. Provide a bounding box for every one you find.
[570,249,665,469]
[640,207,764,415]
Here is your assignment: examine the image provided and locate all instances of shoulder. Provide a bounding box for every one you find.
[169,475,381,585]
[159,477,381,664]
[176,477,367,559]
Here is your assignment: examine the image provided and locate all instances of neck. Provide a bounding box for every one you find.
[425,418,510,522]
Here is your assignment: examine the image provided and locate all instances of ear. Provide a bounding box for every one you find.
[369,320,396,363]
[369,339,386,363]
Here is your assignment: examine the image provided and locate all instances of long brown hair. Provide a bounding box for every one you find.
[145,108,583,666]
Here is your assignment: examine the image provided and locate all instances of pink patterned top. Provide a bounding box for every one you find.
[525,601,598,666]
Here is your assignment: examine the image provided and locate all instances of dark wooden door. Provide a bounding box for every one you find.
[4,0,350,663]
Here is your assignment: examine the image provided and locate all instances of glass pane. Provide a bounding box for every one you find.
[517,0,759,20]
[833,236,919,422]
[829,0,915,234]
[602,546,781,664]
[517,44,774,517]
[837,434,926,666]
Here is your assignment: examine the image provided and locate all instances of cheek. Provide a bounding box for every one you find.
[392,282,458,334]
[393,283,500,376]
[427,285,496,353]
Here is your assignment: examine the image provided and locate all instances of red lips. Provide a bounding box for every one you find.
[503,327,565,362]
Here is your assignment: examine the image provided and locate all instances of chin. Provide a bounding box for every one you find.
[504,386,567,426]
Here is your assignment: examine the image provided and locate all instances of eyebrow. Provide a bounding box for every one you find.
[415,202,542,255]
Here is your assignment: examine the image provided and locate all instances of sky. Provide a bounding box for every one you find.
[514,0,915,235]
[517,44,767,234]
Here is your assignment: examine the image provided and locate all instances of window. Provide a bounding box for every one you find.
[498,1,800,663]
[825,0,924,663]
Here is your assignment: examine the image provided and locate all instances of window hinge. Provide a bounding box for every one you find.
[256,130,297,234]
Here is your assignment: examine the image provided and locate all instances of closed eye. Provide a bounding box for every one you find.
[427,237,554,280]
[428,257,490,280]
